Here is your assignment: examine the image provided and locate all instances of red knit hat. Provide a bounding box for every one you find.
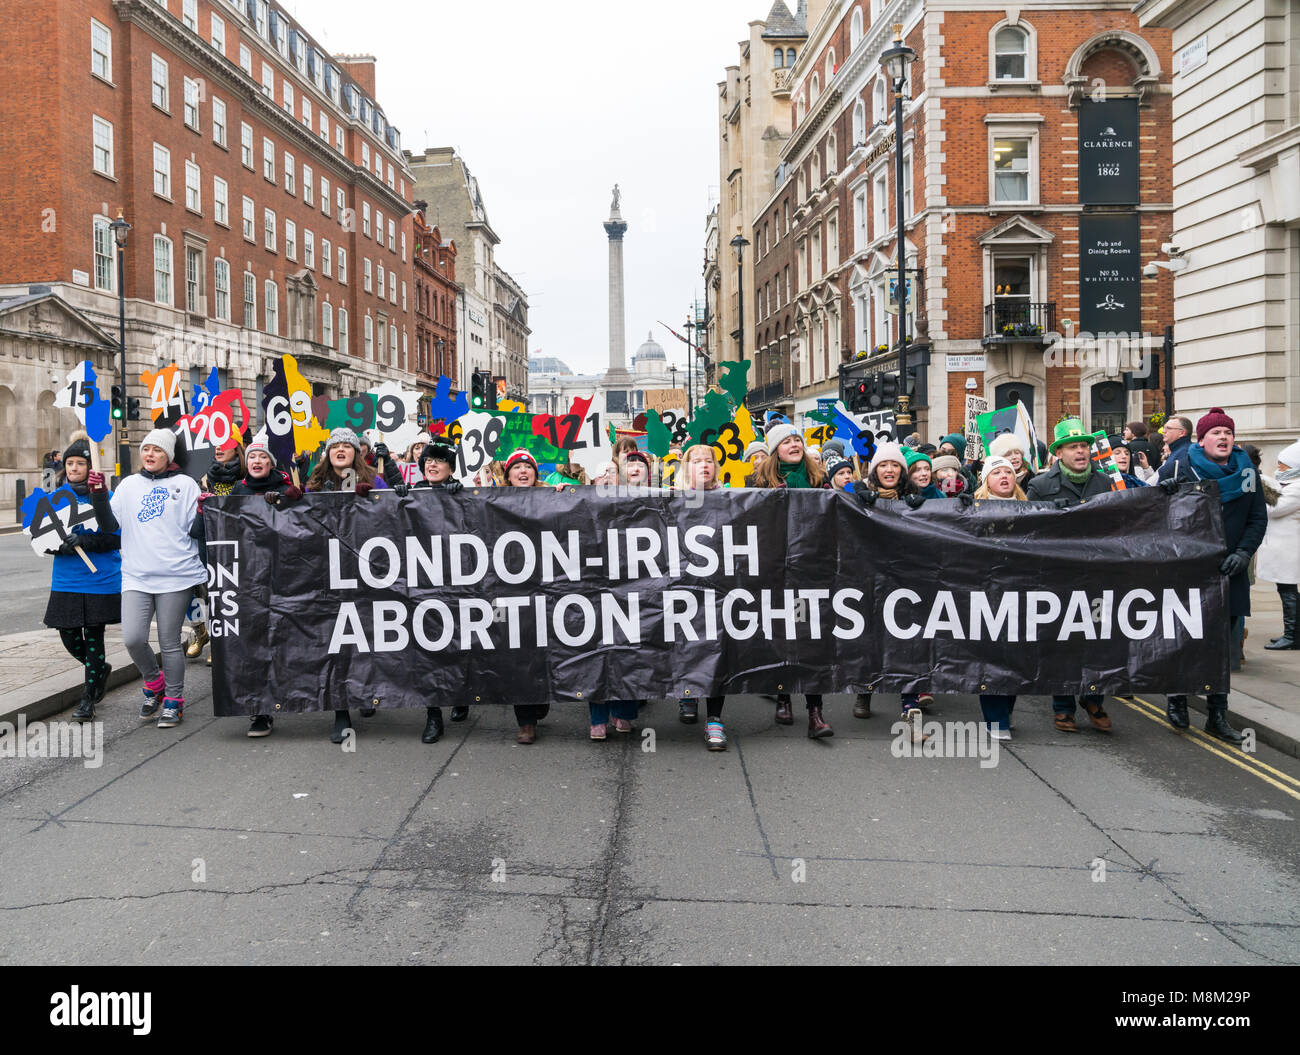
[1196,407,1235,442]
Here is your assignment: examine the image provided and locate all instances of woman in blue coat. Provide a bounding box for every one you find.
[43,435,121,722]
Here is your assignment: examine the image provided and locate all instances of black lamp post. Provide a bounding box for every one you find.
[880,24,916,439]
[730,234,749,375]
[109,211,131,476]
[682,315,695,409]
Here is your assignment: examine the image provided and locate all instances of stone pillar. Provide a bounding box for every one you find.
[604,202,629,377]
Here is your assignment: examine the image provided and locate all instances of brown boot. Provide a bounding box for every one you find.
[1083,700,1112,731]
[516,724,537,745]
[775,695,793,725]
[853,693,872,719]
[807,706,834,739]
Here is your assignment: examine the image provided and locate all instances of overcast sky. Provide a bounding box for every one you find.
[291,0,767,376]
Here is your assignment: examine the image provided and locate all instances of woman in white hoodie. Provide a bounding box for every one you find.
[1256,439,1300,650]
[88,428,204,729]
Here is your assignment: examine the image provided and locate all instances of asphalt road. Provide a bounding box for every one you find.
[1,533,58,635]
[1,665,1297,965]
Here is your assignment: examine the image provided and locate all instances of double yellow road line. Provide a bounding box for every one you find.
[1122,695,1300,802]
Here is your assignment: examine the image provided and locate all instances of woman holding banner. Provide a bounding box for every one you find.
[987,433,1036,493]
[970,456,1023,739]
[754,424,834,738]
[503,449,551,743]
[45,434,121,723]
[87,429,204,730]
[307,428,388,743]
[187,439,246,662]
[673,444,729,748]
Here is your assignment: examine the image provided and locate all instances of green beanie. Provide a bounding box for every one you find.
[904,448,932,469]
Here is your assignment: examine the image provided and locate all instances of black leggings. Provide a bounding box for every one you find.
[59,626,108,697]
[705,696,724,719]
[778,693,822,711]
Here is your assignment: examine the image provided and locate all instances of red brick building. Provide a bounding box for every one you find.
[0,0,417,465]
[747,0,1173,443]
[410,206,459,419]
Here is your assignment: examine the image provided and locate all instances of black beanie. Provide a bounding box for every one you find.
[418,439,457,474]
[63,434,91,464]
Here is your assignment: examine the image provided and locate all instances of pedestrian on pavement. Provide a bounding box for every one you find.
[1252,439,1300,651]
[306,428,389,743]
[672,444,729,748]
[971,456,1025,740]
[1026,419,1116,734]
[1125,420,1160,468]
[227,438,301,738]
[44,434,121,723]
[754,423,834,738]
[503,448,551,743]
[1158,408,1266,742]
[186,439,246,662]
[87,428,204,731]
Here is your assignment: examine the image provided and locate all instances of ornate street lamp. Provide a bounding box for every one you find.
[109,211,131,474]
[880,24,916,439]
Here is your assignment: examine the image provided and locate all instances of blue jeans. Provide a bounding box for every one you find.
[979,694,1016,732]
[589,700,638,725]
[1053,694,1102,716]
[900,693,919,715]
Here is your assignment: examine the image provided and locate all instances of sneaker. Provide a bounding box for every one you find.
[248,715,273,737]
[990,726,1011,741]
[589,723,608,741]
[156,697,184,728]
[140,672,165,719]
[705,719,727,751]
[917,693,934,707]
[678,700,698,724]
[1083,701,1113,731]
[611,717,634,734]
[1054,712,1079,733]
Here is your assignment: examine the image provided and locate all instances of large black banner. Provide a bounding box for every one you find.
[1080,212,1142,334]
[204,486,1230,714]
[1079,99,1140,205]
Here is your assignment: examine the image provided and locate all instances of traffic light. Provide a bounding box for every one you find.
[880,373,899,405]
[127,396,142,420]
[1123,352,1160,391]
[110,385,124,421]
[470,370,486,409]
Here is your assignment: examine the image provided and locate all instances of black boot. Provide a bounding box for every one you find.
[71,690,95,723]
[422,706,444,743]
[1165,695,1189,729]
[1265,589,1298,649]
[330,709,352,743]
[450,706,470,722]
[89,662,112,704]
[1205,699,1245,745]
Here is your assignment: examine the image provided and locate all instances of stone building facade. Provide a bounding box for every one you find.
[410,207,458,421]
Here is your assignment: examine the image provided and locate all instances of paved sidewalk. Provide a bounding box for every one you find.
[0,625,147,723]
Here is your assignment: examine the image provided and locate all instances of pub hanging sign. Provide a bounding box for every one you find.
[1079,213,1141,334]
[1079,98,1140,205]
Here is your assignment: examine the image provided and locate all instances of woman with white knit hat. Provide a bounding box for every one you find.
[87,427,204,730]
[1256,438,1300,650]
[753,423,834,737]
[986,432,1036,492]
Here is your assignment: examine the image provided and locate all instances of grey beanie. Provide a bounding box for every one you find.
[326,427,361,453]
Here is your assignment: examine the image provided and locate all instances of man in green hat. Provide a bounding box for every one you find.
[1027,418,1118,734]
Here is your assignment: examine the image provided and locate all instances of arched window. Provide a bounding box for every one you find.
[851,8,863,49]
[826,49,836,80]
[811,150,821,186]
[827,132,837,171]
[797,167,806,203]
[873,78,887,124]
[852,99,866,145]
[811,73,820,102]
[786,48,796,66]
[994,25,1029,80]
[797,94,806,122]
[774,48,784,69]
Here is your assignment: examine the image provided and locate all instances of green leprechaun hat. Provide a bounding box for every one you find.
[1048,417,1104,454]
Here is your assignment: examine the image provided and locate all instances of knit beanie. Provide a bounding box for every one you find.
[904,448,931,469]
[869,441,907,473]
[743,440,767,462]
[326,427,361,453]
[765,422,798,454]
[1277,439,1300,471]
[244,437,275,464]
[140,427,177,462]
[418,439,457,473]
[980,455,1016,483]
[988,432,1025,458]
[504,448,538,474]
[824,455,852,479]
[931,454,962,475]
[821,437,846,457]
[940,433,966,451]
[63,432,92,464]
[1196,407,1235,442]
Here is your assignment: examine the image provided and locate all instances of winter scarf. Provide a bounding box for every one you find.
[1277,466,1300,485]
[1060,462,1093,487]
[204,458,242,496]
[1189,445,1254,504]
[779,459,811,490]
